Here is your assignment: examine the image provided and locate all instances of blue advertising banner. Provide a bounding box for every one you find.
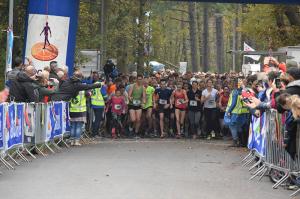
[51,102,63,139]
[6,104,24,150]
[62,102,70,134]
[6,29,13,72]
[248,113,266,156]
[24,0,80,76]
[0,104,4,149]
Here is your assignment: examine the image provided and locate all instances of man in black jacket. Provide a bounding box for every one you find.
[103,59,115,82]
[10,65,39,102]
[51,70,102,101]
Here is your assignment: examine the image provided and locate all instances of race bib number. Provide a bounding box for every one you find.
[114,104,121,110]
[208,100,215,105]
[190,100,197,106]
[176,99,184,105]
[133,100,141,106]
[159,99,167,105]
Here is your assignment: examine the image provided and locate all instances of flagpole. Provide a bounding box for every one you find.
[5,0,14,81]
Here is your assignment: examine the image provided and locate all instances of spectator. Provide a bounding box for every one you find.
[51,70,102,101]
[103,59,115,82]
[69,90,89,146]
[284,67,300,96]
[9,65,39,102]
[49,61,59,80]
[34,70,59,102]
[226,79,249,147]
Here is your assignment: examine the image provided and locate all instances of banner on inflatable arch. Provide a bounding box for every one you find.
[248,112,266,156]
[24,0,80,75]
[5,104,24,150]
[0,104,4,150]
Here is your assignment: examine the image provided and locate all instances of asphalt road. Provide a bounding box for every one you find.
[0,139,291,199]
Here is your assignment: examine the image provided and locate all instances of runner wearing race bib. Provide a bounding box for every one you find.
[171,81,188,139]
[201,79,219,139]
[128,74,146,138]
[187,80,202,139]
[108,89,126,139]
[154,79,173,138]
[142,78,155,137]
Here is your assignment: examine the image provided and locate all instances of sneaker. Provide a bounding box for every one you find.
[192,134,197,139]
[211,131,216,138]
[206,135,211,140]
[134,135,140,139]
[229,140,239,147]
[74,140,82,146]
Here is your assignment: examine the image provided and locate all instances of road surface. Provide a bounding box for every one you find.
[0,139,290,199]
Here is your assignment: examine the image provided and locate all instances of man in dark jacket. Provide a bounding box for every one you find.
[51,70,102,101]
[103,59,115,82]
[10,65,39,102]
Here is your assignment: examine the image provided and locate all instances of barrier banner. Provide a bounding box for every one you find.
[35,104,45,144]
[45,104,53,142]
[248,112,266,156]
[24,104,35,143]
[0,104,4,149]
[62,102,70,133]
[51,102,63,139]
[6,104,24,149]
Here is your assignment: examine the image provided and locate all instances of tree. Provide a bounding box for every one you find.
[188,2,199,72]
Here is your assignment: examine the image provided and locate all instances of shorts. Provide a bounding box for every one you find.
[219,111,225,119]
[175,107,186,112]
[143,106,153,111]
[128,104,142,110]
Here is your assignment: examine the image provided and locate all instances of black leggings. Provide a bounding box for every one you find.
[203,108,219,135]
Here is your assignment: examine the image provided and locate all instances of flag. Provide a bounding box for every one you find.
[6,28,14,72]
[243,42,261,61]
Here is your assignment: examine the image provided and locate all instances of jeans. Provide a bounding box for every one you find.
[92,108,104,136]
[70,121,84,140]
[229,113,249,141]
[229,123,243,141]
[188,111,201,135]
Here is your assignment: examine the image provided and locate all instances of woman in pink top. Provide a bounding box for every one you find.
[108,89,126,138]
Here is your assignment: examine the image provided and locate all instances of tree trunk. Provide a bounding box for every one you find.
[188,2,198,72]
[284,6,300,26]
[196,4,202,71]
[137,0,146,74]
[202,4,209,72]
[215,14,224,73]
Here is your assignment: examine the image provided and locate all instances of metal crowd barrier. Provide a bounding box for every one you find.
[242,109,300,197]
[0,102,71,171]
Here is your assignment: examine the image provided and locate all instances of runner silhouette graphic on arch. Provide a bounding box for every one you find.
[40,22,52,49]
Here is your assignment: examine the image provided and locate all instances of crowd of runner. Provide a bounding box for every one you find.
[5,58,300,156]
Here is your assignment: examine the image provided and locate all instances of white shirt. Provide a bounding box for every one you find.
[202,88,218,108]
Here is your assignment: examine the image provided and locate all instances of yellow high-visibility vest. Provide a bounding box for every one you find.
[91,82,105,107]
[226,90,249,114]
[70,91,87,112]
